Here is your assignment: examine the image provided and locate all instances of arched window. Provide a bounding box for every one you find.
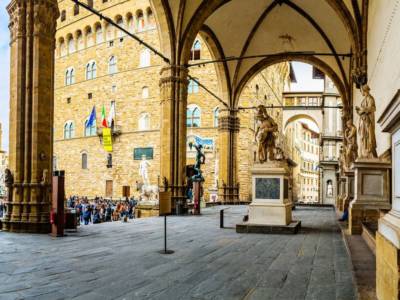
[60,10,66,22]
[76,31,84,50]
[137,11,145,31]
[95,24,103,44]
[59,38,66,56]
[138,113,150,130]
[84,119,97,136]
[142,86,149,99]
[81,153,88,169]
[116,17,124,38]
[73,4,79,15]
[105,23,114,41]
[146,8,155,29]
[186,105,201,127]
[65,67,75,86]
[86,27,94,47]
[86,61,97,80]
[139,49,151,67]
[213,107,219,127]
[68,37,75,53]
[190,40,201,60]
[108,56,117,74]
[127,15,134,33]
[64,121,75,139]
[188,79,199,94]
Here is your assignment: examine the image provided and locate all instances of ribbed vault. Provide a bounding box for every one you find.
[150,0,363,112]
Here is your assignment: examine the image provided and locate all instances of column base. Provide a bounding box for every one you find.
[349,203,381,235]
[1,220,51,233]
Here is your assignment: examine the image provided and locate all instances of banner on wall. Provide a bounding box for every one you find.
[103,128,113,152]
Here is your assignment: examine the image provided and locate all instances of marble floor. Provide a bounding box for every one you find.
[0,206,356,300]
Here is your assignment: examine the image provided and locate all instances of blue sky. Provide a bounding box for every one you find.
[289,61,324,92]
[0,0,10,152]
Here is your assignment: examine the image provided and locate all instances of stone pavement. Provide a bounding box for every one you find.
[0,206,356,300]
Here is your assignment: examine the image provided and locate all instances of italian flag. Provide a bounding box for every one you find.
[101,105,108,127]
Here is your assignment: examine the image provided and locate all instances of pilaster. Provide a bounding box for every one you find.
[159,65,189,213]
[2,0,58,233]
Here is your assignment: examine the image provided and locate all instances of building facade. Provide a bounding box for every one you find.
[53,0,289,202]
[283,77,342,204]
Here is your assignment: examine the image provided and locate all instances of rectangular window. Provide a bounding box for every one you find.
[67,97,71,104]
[88,93,92,99]
[133,147,154,160]
[109,41,114,47]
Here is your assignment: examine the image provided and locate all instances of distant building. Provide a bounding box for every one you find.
[0,123,9,198]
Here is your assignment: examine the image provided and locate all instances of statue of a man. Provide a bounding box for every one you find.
[190,143,205,182]
[344,120,358,168]
[338,146,345,174]
[139,155,151,186]
[255,105,278,163]
[356,85,377,159]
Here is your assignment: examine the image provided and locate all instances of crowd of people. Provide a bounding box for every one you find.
[67,196,138,225]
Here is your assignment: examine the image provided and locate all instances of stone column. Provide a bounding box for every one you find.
[3,0,58,233]
[217,111,240,202]
[159,65,188,213]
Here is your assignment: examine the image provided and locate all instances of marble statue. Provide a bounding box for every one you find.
[139,155,151,186]
[255,105,278,163]
[344,120,358,168]
[338,146,345,175]
[137,155,158,203]
[356,85,377,159]
[327,181,333,197]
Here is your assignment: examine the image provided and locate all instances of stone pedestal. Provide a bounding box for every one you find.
[342,170,355,211]
[349,159,391,234]
[237,160,300,234]
[135,202,159,218]
[193,182,201,215]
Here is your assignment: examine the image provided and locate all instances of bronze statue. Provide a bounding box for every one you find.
[344,120,358,168]
[356,85,377,159]
[255,105,278,163]
[189,142,205,182]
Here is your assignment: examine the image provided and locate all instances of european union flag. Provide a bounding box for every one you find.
[86,106,96,128]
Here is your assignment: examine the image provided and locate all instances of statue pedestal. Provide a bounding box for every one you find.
[135,201,159,218]
[342,170,355,211]
[237,161,300,234]
[349,159,391,234]
[193,182,202,215]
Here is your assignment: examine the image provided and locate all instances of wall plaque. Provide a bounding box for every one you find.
[134,147,154,160]
[255,178,280,200]
[159,191,172,215]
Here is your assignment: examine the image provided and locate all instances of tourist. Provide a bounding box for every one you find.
[83,207,91,225]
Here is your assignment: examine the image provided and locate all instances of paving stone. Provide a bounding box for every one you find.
[0,206,356,300]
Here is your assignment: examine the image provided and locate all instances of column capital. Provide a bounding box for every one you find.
[159,65,189,86]
[218,115,240,132]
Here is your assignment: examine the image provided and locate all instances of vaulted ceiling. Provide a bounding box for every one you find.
[152,0,363,109]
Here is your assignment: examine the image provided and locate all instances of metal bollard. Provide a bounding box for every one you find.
[220,209,224,228]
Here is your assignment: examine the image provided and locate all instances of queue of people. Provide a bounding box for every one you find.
[67,196,138,226]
